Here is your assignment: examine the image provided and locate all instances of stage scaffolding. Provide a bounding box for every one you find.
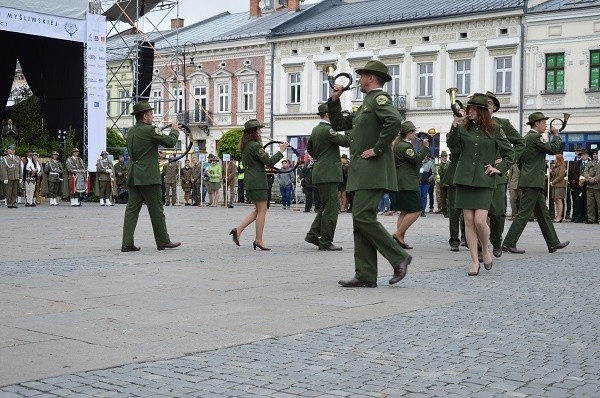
[99,0,191,137]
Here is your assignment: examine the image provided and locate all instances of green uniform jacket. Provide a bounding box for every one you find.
[126,123,178,187]
[307,121,351,184]
[437,161,449,187]
[447,123,514,188]
[114,161,127,185]
[493,116,524,185]
[393,139,430,191]
[442,153,459,186]
[241,141,283,190]
[518,130,561,189]
[328,89,401,192]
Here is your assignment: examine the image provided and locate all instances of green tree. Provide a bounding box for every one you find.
[217,128,243,160]
[107,128,126,156]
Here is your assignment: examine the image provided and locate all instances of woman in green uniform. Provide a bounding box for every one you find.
[229,119,288,250]
[392,121,431,249]
[447,93,513,276]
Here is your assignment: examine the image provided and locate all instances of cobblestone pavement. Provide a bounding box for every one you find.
[1,229,598,398]
[2,202,599,397]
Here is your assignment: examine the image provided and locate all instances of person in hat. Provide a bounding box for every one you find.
[583,150,600,223]
[502,112,569,254]
[113,155,128,203]
[65,148,87,206]
[44,151,63,206]
[484,91,526,258]
[391,121,431,250]
[121,101,181,252]
[435,150,449,217]
[328,59,410,287]
[96,150,115,206]
[304,102,351,251]
[23,150,42,207]
[229,119,288,250]
[550,153,567,222]
[0,144,23,208]
[447,92,514,276]
[162,153,180,206]
[568,144,588,223]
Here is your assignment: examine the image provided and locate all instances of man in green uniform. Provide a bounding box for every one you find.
[328,59,411,287]
[435,151,449,217]
[443,152,463,251]
[0,144,22,208]
[305,103,351,251]
[121,101,181,252]
[486,92,525,257]
[502,112,569,254]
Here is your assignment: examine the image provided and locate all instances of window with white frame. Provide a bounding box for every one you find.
[151,89,162,115]
[241,81,255,112]
[289,72,301,103]
[106,90,111,116]
[217,83,230,113]
[194,86,207,122]
[418,62,433,97]
[173,87,184,114]
[495,57,512,94]
[119,90,128,115]
[354,71,364,100]
[321,71,330,102]
[455,59,471,95]
[385,64,401,97]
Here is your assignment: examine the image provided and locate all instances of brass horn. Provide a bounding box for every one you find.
[446,87,464,118]
[322,64,353,92]
[549,113,571,132]
[417,127,437,145]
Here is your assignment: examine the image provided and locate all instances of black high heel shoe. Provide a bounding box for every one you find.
[229,228,240,247]
[253,241,271,251]
[484,261,493,271]
[468,264,481,276]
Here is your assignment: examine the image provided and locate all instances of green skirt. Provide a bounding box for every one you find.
[397,190,421,213]
[246,189,267,202]
[455,185,494,210]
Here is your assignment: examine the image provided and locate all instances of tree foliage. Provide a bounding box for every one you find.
[107,128,126,156]
[217,128,243,161]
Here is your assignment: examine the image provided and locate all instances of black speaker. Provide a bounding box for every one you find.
[135,41,154,101]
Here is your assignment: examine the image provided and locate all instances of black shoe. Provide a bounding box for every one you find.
[319,244,343,251]
[303,210,311,213]
[121,245,141,252]
[450,245,459,252]
[157,241,181,250]
[484,261,493,271]
[339,278,377,288]
[229,228,240,247]
[492,246,503,258]
[165,203,170,206]
[502,245,526,254]
[304,236,320,247]
[227,204,234,208]
[389,255,411,284]
[548,241,569,253]
[468,264,481,276]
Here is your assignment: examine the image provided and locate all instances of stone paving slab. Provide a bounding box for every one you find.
[0,202,598,396]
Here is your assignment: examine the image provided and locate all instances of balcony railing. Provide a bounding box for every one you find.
[177,110,208,125]
[392,94,407,110]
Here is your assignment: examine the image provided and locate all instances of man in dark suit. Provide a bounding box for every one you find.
[120,101,181,252]
[305,103,351,251]
[569,146,588,223]
[328,59,411,287]
[502,112,569,254]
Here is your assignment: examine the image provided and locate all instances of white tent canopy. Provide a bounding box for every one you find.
[0,0,88,20]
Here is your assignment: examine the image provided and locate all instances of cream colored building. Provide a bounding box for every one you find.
[524,0,600,151]
[269,0,526,157]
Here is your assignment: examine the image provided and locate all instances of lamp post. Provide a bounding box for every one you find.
[171,42,197,160]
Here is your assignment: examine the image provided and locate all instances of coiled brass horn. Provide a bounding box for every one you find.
[417,127,437,145]
[446,87,464,118]
[323,64,353,92]
[549,113,571,132]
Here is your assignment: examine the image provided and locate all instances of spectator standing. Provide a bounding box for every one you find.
[584,150,600,223]
[162,155,179,206]
[207,157,222,207]
[277,160,294,209]
[180,159,193,206]
[550,153,567,222]
[224,159,237,208]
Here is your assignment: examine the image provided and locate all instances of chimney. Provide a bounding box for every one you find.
[171,18,184,29]
[250,0,261,17]
[287,0,300,12]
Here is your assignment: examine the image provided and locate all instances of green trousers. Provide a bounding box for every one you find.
[351,189,408,283]
[306,182,340,247]
[488,183,507,249]
[447,185,461,247]
[122,184,171,247]
[503,187,559,249]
